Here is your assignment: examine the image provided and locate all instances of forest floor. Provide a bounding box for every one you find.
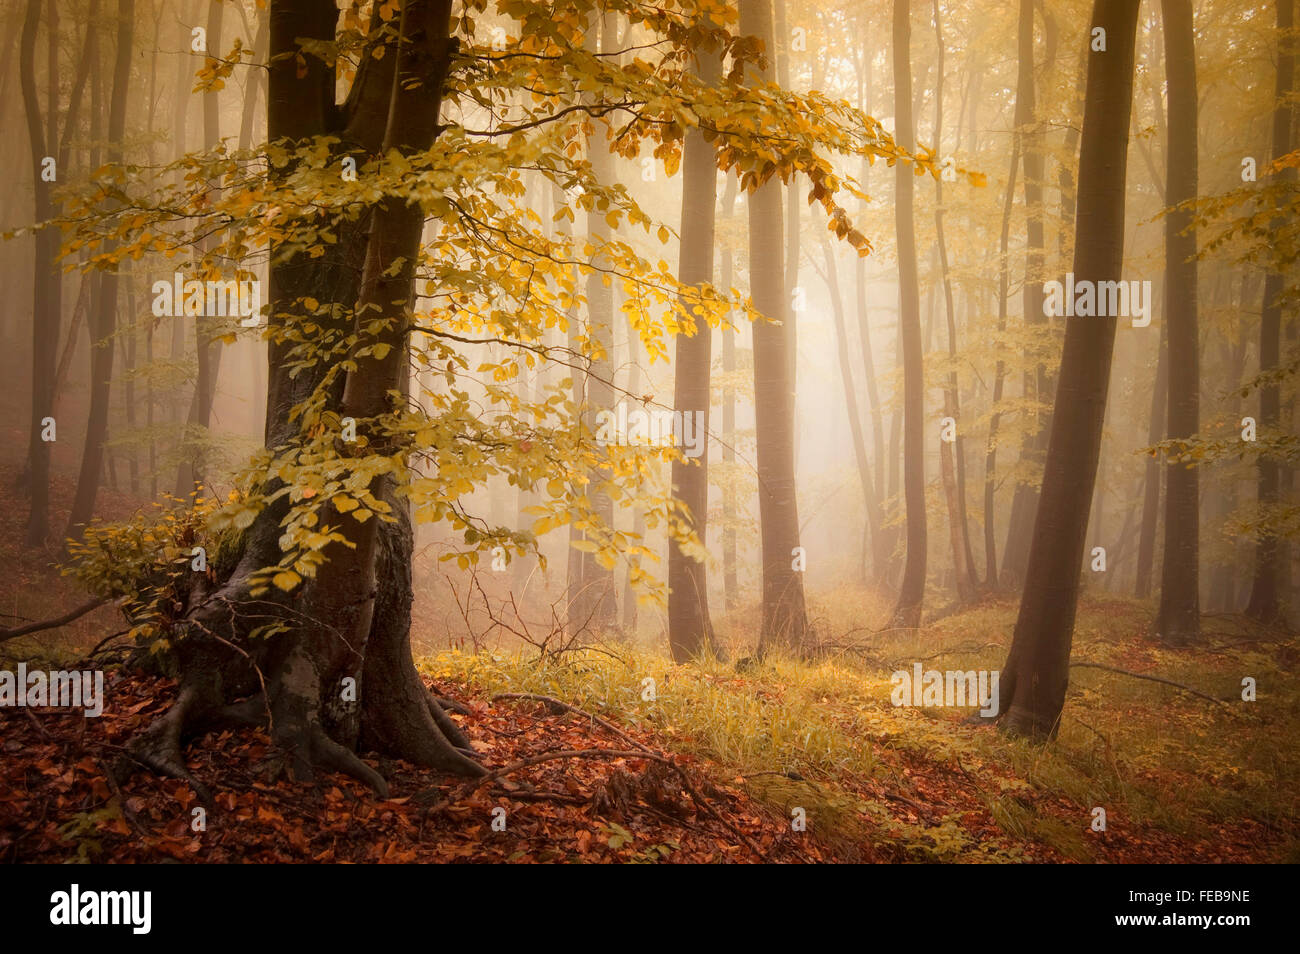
[2,465,1297,863]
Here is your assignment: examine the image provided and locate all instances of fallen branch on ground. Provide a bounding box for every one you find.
[492,692,650,752]
[1069,662,1231,706]
[416,747,768,861]
[0,597,109,644]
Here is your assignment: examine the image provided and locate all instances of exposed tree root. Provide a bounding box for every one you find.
[118,685,214,808]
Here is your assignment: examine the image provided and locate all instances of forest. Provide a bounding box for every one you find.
[0,0,1295,877]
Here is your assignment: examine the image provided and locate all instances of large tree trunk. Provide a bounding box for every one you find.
[66,0,134,542]
[996,0,1139,740]
[742,0,810,655]
[667,30,720,662]
[1245,0,1295,623]
[889,0,927,628]
[122,0,482,798]
[1155,0,1201,644]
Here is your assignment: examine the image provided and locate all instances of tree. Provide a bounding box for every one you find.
[1244,0,1295,623]
[742,0,811,655]
[173,0,228,501]
[19,0,60,546]
[1155,0,1200,644]
[575,9,618,631]
[995,0,1140,739]
[667,15,721,662]
[932,0,977,599]
[1001,0,1049,586]
[66,0,134,542]
[818,234,880,580]
[1134,311,1167,599]
[890,0,926,628]
[56,0,907,794]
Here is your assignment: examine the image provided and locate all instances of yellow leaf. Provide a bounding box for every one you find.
[272,569,302,591]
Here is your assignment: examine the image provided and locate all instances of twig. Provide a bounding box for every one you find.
[96,758,152,839]
[492,692,651,752]
[85,628,132,660]
[0,597,109,644]
[22,708,51,739]
[1069,662,1231,706]
[417,747,767,861]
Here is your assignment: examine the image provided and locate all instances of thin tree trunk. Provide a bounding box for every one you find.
[667,30,720,662]
[890,0,926,628]
[983,135,1021,587]
[742,0,809,655]
[1155,0,1201,643]
[1135,296,1168,598]
[933,0,978,594]
[20,0,59,546]
[67,0,134,542]
[175,0,227,500]
[1002,0,1048,585]
[823,237,881,580]
[720,173,739,612]
[1245,0,1295,623]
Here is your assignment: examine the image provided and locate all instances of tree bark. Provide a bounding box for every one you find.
[20,0,59,546]
[742,0,809,655]
[66,0,134,543]
[720,174,739,612]
[1134,302,1168,598]
[123,0,483,796]
[933,0,978,595]
[822,237,881,581]
[996,0,1140,740]
[667,28,720,662]
[1002,0,1049,586]
[1155,0,1200,643]
[890,0,927,628]
[1245,0,1295,623]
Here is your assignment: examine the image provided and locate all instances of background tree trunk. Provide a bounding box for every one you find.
[20,0,59,547]
[66,0,134,542]
[1002,0,1048,585]
[1244,0,1295,623]
[1155,0,1200,644]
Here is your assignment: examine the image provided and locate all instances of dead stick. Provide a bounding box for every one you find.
[492,692,651,752]
[1069,662,1231,706]
[419,747,767,861]
[0,597,108,644]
